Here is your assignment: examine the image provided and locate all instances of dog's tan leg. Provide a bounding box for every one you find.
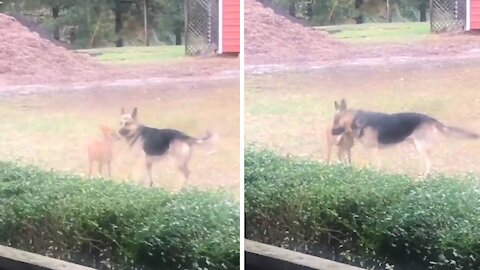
[171,141,192,188]
[107,162,111,178]
[178,162,190,181]
[411,125,438,177]
[423,152,432,176]
[413,140,433,177]
[88,160,93,178]
[337,147,345,164]
[146,161,154,187]
[177,147,192,187]
[98,163,103,177]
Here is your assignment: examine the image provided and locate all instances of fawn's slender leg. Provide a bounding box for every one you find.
[88,160,93,178]
[98,163,103,177]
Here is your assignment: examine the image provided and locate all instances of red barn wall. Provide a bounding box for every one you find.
[472,0,480,29]
[221,0,240,53]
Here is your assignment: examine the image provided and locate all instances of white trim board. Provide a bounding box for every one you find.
[218,0,223,53]
[467,0,471,31]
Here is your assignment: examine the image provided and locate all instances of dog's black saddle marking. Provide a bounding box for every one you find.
[139,126,192,156]
[355,111,436,145]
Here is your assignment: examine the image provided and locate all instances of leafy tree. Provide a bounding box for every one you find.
[271,0,297,17]
[265,0,430,25]
[1,0,186,48]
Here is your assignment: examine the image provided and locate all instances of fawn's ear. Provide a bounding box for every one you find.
[121,107,125,115]
[131,107,138,119]
[340,99,347,111]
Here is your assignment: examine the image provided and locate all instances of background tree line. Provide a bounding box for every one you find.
[0,0,184,49]
[261,0,429,26]
[0,0,429,49]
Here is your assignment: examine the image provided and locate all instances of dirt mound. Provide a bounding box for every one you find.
[0,14,107,86]
[245,0,346,64]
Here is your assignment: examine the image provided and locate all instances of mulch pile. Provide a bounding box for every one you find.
[245,0,347,64]
[0,14,109,86]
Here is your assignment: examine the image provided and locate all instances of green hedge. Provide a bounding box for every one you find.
[245,146,480,270]
[0,162,239,270]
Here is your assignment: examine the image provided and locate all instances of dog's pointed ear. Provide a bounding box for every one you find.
[334,100,340,110]
[340,99,347,111]
[131,107,138,119]
[121,107,125,115]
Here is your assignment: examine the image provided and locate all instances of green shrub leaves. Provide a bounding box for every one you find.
[245,146,480,270]
[0,162,239,270]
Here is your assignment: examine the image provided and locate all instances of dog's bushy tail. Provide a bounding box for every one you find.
[187,130,219,146]
[435,121,479,139]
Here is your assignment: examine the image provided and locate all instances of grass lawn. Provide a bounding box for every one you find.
[77,45,185,65]
[245,59,480,176]
[315,22,430,44]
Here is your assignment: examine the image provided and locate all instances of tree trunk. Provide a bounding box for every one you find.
[355,0,364,24]
[419,0,427,22]
[288,2,296,17]
[387,0,393,22]
[114,0,123,47]
[175,27,182,45]
[52,6,60,40]
[68,27,77,45]
[143,0,149,46]
[305,2,313,20]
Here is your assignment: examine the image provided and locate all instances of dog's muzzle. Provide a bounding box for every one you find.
[118,128,130,137]
[331,127,345,136]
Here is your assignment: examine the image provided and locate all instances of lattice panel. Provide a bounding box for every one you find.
[185,0,219,56]
[431,0,466,33]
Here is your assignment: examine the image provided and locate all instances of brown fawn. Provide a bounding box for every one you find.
[325,127,354,165]
[87,125,119,178]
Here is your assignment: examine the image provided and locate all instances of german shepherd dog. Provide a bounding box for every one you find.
[325,100,355,165]
[118,107,216,187]
[331,99,479,176]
